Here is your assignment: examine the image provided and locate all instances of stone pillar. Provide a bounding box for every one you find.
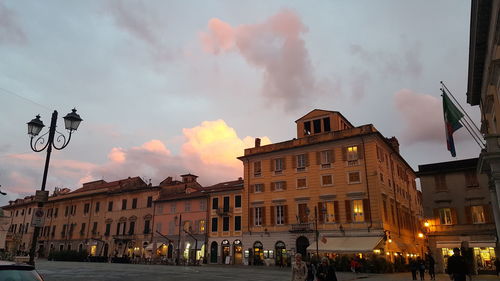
[489,182,500,241]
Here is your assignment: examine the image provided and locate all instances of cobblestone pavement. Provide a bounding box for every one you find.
[35,260,499,281]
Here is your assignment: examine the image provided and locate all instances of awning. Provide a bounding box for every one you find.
[436,241,461,248]
[469,241,496,248]
[307,236,383,253]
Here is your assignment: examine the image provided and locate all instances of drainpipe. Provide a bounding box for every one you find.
[388,152,401,237]
[204,194,209,263]
[361,136,373,232]
[246,158,251,236]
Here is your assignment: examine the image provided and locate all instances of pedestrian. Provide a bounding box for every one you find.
[316,257,338,281]
[350,258,358,273]
[447,248,468,281]
[305,261,316,281]
[417,256,425,280]
[291,253,308,281]
[410,258,418,280]
[495,258,500,276]
[426,254,435,280]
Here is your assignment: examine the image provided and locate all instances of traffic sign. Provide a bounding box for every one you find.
[31,208,45,227]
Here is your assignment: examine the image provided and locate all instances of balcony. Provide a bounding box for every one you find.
[216,207,233,216]
[112,234,136,241]
[289,223,314,233]
[428,223,496,236]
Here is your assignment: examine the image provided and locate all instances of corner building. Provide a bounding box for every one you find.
[238,109,423,265]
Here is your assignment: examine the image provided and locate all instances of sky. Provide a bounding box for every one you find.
[0,0,480,206]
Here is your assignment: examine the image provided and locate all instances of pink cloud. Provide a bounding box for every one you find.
[0,1,26,44]
[394,89,444,144]
[200,10,318,111]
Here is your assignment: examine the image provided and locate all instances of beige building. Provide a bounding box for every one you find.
[418,158,497,274]
[238,109,423,265]
[205,178,244,264]
[0,208,11,251]
[3,196,37,254]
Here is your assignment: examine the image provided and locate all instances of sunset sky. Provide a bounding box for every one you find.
[0,1,479,205]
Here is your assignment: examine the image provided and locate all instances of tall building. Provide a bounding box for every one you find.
[418,158,497,274]
[467,0,500,242]
[238,109,423,265]
[3,196,37,254]
[0,208,11,251]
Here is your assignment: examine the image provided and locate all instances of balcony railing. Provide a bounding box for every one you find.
[290,222,314,233]
[112,234,136,240]
[216,207,233,216]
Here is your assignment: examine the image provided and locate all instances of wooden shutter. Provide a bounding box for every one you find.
[270,159,275,171]
[342,147,347,161]
[282,158,286,170]
[250,184,254,193]
[345,200,352,222]
[330,149,335,163]
[284,205,289,224]
[318,202,324,223]
[464,206,472,224]
[261,183,265,192]
[316,151,321,165]
[305,153,310,166]
[358,145,364,159]
[334,201,340,222]
[363,199,371,222]
[451,208,458,224]
[270,182,275,191]
[270,206,275,225]
[292,155,297,169]
[262,207,266,226]
[484,204,493,223]
[433,208,440,224]
[282,181,287,190]
[249,208,254,226]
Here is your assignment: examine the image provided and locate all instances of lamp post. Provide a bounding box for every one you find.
[306,206,326,259]
[26,109,82,266]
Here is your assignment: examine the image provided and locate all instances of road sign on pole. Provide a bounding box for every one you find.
[31,208,45,227]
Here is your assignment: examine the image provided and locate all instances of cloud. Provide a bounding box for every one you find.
[394,89,444,144]
[200,10,319,111]
[0,1,26,44]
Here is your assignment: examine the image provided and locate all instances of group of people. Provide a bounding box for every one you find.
[410,255,435,280]
[291,253,337,281]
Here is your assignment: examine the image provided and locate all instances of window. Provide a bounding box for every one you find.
[80,223,86,235]
[296,178,307,189]
[212,198,219,209]
[168,221,175,235]
[157,204,163,214]
[129,221,135,235]
[200,199,207,211]
[435,175,447,191]
[321,175,333,186]
[273,181,285,191]
[223,216,230,232]
[51,225,56,237]
[353,200,364,222]
[64,206,69,217]
[471,206,485,224]
[313,119,321,133]
[28,208,31,215]
[439,208,452,225]
[54,208,58,218]
[348,171,361,184]
[274,158,284,173]
[122,199,127,210]
[199,220,205,232]
[170,203,176,214]
[235,216,241,231]
[185,201,191,212]
[84,203,90,215]
[323,117,331,132]
[320,150,333,168]
[105,224,111,236]
[254,184,264,193]
[156,222,163,234]
[144,220,151,234]
[276,205,284,225]
[347,146,359,161]
[253,161,262,177]
[235,195,242,208]
[71,205,76,215]
[92,222,98,234]
[465,170,479,187]
[211,217,218,232]
[304,121,312,135]
[132,198,137,209]
[296,154,307,170]
[223,197,230,212]
[147,196,153,208]
[108,201,113,212]
[95,202,100,213]
[255,207,263,226]
[324,202,335,223]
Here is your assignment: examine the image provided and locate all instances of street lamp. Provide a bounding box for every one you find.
[26,109,82,266]
[306,206,326,259]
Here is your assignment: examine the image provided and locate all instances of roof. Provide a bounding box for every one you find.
[155,189,207,202]
[294,109,355,128]
[417,158,478,176]
[204,179,244,193]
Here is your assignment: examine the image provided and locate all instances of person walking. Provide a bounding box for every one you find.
[426,253,435,280]
[494,257,500,276]
[305,261,316,281]
[447,248,468,281]
[316,257,338,281]
[291,253,308,281]
[417,256,426,280]
[410,258,418,280]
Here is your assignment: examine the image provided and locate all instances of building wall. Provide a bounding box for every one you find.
[4,199,37,254]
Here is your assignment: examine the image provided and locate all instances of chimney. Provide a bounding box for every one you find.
[386,137,400,154]
[255,138,261,148]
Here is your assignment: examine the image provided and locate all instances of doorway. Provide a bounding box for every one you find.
[296,236,309,258]
[210,241,218,263]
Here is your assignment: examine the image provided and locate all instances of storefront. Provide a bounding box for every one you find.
[253,241,264,265]
[222,240,231,264]
[233,240,243,264]
[275,241,287,266]
[473,246,496,272]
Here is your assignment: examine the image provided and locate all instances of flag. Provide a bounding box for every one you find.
[442,90,464,157]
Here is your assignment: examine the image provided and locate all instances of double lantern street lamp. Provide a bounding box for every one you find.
[305,206,326,258]
[26,109,82,266]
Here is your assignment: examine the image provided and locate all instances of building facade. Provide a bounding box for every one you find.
[418,158,497,274]
[205,178,244,264]
[0,208,11,251]
[238,109,424,265]
[3,196,37,254]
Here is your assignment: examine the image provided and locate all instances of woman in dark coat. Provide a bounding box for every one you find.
[316,257,337,281]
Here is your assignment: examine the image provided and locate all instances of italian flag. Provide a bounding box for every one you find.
[442,90,463,157]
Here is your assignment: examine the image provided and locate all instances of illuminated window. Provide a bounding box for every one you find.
[199,220,205,232]
[353,200,364,222]
[471,206,485,224]
[324,202,335,223]
[439,208,452,225]
[347,146,359,161]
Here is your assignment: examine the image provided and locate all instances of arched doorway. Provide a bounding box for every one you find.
[296,236,309,258]
[275,241,286,266]
[221,240,230,264]
[167,243,173,259]
[233,240,243,264]
[210,241,218,263]
[253,241,263,265]
[103,243,109,257]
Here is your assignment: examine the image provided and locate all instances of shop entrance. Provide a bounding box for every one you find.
[210,241,218,263]
[275,241,286,266]
[296,236,309,258]
[253,241,264,265]
[233,240,243,264]
[222,240,230,264]
[103,243,109,257]
[474,247,496,273]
